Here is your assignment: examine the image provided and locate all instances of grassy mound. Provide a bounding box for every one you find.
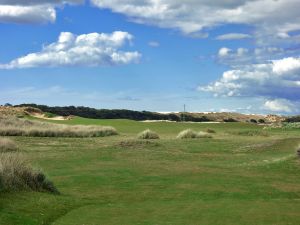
[0,153,58,193]
[0,137,18,152]
[137,129,160,139]
[177,129,212,139]
[0,116,118,138]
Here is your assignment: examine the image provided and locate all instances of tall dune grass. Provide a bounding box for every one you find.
[0,137,18,152]
[0,153,58,193]
[137,129,160,139]
[0,116,118,137]
[177,129,212,139]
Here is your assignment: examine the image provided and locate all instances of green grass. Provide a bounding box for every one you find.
[1,117,300,225]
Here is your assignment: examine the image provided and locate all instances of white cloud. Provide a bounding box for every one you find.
[148,41,160,47]
[216,46,290,66]
[0,5,56,23]
[90,0,300,42]
[0,0,82,5]
[0,31,141,69]
[264,99,294,113]
[216,33,252,40]
[200,57,300,103]
[218,47,232,57]
[272,57,300,75]
[0,0,82,24]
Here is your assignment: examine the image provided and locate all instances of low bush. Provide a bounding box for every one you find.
[0,116,118,138]
[177,129,212,139]
[0,138,18,152]
[137,129,160,139]
[0,153,59,193]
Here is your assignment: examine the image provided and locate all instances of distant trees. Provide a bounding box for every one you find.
[223,118,238,122]
[16,104,208,122]
[284,116,300,123]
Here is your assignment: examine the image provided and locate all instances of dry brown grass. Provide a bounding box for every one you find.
[0,116,118,137]
[137,129,160,139]
[0,137,18,152]
[0,153,58,193]
[177,129,212,139]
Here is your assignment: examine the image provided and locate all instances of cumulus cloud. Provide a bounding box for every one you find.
[216,33,252,40]
[0,31,141,69]
[90,0,300,42]
[0,0,82,24]
[263,99,294,113]
[200,57,300,102]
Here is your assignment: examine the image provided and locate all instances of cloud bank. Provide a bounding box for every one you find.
[0,31,141,68]
[91,0,300,42]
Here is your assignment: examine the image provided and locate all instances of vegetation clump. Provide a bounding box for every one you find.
[0,116,118,138]
[177,129,212,139]
[0,138,18,152]
[206,128,216,133]
[137,129,160,139]
[0,153,59,193]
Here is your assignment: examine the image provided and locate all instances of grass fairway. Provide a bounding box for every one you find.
[1,118,300,225]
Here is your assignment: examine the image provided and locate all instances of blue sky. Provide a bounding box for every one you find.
[0,0,300,114]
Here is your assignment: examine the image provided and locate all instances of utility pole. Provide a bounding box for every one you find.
[182,104,186,122]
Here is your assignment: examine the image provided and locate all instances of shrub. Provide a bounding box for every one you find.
[258,119,265,124]
[137,129,160,139]
[0,153,59,193]
[0,138,18,152]
[250,119,257,123]
[223,118,238,122]
[206,128,216,133]
[0,116,118,138]
[177,129,212,139]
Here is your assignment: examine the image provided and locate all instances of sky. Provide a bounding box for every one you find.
[0,0,300,114]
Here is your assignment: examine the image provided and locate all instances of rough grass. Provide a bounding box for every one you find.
[0,153,58,193]
[0,137,18,152]
[1,119,300,225]
[137,129,160,139]
[177,129,212,139]
[0,116,118,137]
[230,130,269,136]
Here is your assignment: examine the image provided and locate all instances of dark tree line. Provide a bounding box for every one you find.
[284,116,300,123]
[15,104,211,122]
